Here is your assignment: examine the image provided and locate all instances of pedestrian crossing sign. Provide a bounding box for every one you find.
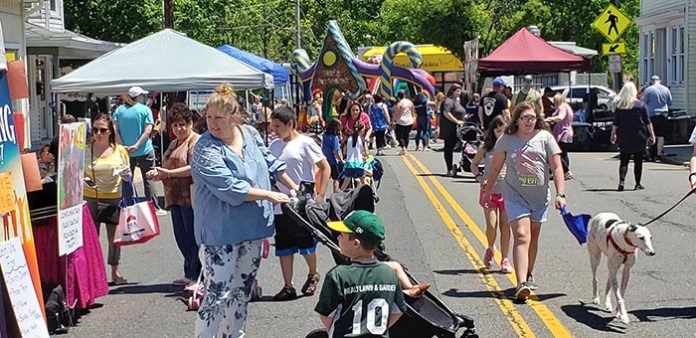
[602,42,626,55]
[592,4,631,42]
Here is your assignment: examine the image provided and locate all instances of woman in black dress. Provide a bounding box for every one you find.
[610,82,656,191]
[439,84,467,176]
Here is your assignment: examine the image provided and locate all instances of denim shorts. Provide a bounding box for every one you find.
[505,199,549,223]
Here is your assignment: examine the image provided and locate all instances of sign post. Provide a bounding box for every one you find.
[592,4,632,92]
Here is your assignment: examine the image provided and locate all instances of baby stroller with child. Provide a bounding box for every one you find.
[451,122,484,176]
[282,185,477,338]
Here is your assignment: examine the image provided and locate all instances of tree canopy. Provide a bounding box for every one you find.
[64,0,640,78]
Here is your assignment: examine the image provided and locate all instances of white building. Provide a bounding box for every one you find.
[24,0,120,145]
[636,0,694,113]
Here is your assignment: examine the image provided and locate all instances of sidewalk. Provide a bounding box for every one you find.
[661,144,693,166]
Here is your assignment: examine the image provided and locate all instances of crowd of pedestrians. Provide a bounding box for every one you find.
[59,68,681,336]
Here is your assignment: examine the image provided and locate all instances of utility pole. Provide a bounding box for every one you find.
[163,0,174,29]
[263,0,268,59]
[295,0,301,49]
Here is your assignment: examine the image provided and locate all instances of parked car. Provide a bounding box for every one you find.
[549,85,616,110]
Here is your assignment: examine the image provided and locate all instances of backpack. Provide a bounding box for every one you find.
[42,283,71,334]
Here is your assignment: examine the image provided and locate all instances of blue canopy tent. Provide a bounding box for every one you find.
[217,44,289,86]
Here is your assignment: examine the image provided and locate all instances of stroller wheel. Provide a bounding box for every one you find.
[305,328,328,338]
[458,329,478,338]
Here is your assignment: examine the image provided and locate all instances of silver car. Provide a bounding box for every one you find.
[549,85,617,110]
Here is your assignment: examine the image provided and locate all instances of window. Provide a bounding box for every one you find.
[669,25,684,85]
[679,26,684,83]
[50,0,57,11]
[649,31,655,81]
[642,33,650,84]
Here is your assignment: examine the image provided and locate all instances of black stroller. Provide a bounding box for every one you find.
[283,185,477,338]
[451,122,483,176]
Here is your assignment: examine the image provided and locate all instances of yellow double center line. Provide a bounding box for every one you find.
[402,154,572,338]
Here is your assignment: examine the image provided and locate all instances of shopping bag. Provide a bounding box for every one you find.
[559,206,590,245]
[113,179,160,246]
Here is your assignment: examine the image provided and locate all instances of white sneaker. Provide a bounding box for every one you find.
[156,209,168,216]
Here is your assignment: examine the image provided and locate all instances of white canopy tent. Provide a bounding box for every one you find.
[51,29,273,94]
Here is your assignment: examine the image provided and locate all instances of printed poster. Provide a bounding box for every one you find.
[0,71,46,330]
[57,122,86,256]
[0,238,49,338]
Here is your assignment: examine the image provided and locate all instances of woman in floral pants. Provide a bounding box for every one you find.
[191,83,298,337]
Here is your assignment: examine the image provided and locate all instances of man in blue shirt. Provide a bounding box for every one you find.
[642,75,673,160]
[113,86,164,214]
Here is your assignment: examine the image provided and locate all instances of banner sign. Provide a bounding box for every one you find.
[57,122,86,256]
[0,71,45,323]
[0,238,49,338]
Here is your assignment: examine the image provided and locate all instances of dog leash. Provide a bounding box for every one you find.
[641,188,696,226]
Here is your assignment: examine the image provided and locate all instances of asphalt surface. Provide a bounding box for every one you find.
[64,144,696,338]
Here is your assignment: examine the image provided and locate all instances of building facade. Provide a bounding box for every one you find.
[637,0,696,114]
[24,0,119,146]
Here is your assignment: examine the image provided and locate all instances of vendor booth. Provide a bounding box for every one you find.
[52,29,273,94]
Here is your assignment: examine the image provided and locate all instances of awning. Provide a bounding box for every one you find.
[361,44,463,73]
[218,44,290,86]
[25,23,122,59]
[548,42,598,58]
[51,29,273,94]
[478,28,588,75]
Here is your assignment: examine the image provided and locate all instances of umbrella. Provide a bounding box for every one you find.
[560,206,591,245]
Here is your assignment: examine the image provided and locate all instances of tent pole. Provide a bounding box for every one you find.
[245,90,250,116]
[160,92,164,165]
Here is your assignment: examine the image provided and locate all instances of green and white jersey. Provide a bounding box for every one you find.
[315,261,407,338]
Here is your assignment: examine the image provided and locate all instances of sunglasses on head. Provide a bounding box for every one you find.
[93,127,109,134]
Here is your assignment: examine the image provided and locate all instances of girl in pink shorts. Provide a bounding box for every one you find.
[470,116,512,273]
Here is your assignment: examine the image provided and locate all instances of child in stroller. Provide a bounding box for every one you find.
[283,185,477,338]
[314,211,428,337]
[451,122,484,176]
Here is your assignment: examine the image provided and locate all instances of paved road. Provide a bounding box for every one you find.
[65,147,696,338]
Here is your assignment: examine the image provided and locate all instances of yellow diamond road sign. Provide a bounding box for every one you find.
[602,42,626,55]
[592,4,631,42]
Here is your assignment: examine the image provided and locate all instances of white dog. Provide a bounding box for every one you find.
[587,212,656,323]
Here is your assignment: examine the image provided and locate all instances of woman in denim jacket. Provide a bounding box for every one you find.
[191,83,299,338]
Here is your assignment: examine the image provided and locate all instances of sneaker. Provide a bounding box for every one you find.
[634,184,645,190]
[500,258,512,274]
[156,208,168,216]
[564,172,574,180]
[526,274,538,290]
[483,247,495,269]
[301,274,321,296]
[617,182,625,192]
[515,282,531,301]
[273,286,297,301]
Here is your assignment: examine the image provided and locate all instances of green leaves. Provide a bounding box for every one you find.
[63,0,639,78]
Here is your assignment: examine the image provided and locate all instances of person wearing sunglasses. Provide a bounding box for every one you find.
[84,112,132,285]
[482,101,566,302]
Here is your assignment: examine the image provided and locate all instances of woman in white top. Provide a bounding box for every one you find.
[393,90,415,155]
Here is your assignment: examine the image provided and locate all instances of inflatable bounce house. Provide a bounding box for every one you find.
[291,20,436,121]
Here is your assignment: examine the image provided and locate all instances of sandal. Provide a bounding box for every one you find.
[301,274,321,296]
[112,275,128,285]
[273,286,297,301]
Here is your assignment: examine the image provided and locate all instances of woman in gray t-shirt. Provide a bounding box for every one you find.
[482,102,567,302]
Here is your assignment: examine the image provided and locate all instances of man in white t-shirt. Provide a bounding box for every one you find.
[269,106,331,302]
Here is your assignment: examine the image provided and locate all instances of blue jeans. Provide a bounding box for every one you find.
[171,205,201,280]
[415,116,430,148]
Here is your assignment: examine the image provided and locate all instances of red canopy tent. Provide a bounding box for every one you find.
[478,28,589,75]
